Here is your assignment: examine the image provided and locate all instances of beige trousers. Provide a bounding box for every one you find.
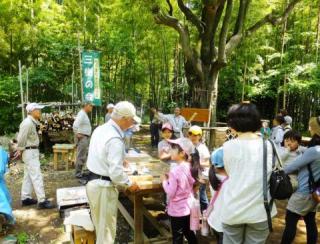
[21,149,46,202]
[86,179,119,244]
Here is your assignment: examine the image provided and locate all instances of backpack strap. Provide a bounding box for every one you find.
[263,139,273,232]
[268,139,284,169]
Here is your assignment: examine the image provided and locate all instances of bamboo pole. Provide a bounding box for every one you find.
[316,0,320,64]
[281,0,289,110]
[26,68,29,103]
[77,32,84,102]
[242,61,247,102]
[19,60,25,119]
[72,65,74,105]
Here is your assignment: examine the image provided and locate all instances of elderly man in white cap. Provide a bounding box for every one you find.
[105,103,114,123]
[86,101,140,244]
[283,115,293,134]
[17,103,54,209]
[73,101,93,178]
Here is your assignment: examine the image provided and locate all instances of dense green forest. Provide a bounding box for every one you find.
[0,0,319,134]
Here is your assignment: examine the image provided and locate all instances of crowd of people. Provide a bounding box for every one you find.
[153,104,320,244]
[0,100,319,244]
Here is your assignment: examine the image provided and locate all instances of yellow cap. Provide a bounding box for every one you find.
[188,125,202,136]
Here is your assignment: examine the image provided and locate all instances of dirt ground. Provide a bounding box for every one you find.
[0,131,319,243]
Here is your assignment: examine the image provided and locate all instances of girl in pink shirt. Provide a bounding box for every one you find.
[161,138,199,244]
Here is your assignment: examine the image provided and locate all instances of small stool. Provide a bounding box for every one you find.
[72,225,95,244]
[53,144,76,170]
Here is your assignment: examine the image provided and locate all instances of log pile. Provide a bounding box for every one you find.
[40,112,75,133]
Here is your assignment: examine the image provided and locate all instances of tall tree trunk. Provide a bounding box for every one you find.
[153,0,301,123]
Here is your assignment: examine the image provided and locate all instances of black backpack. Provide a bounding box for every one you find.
[307,164,320,203]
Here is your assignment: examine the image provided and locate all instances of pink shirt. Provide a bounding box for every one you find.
[162,162,195,217]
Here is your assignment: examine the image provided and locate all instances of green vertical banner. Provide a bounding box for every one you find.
[82,50,102,106]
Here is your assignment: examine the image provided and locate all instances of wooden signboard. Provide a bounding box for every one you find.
[181,108,210,123]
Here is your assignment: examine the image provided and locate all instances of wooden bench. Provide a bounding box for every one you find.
[53,144,76,170]
[71,225,95,244]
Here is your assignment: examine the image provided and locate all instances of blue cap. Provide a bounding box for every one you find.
[211,147,224,168]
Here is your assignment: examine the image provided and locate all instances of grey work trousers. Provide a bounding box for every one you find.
[223,221,269,244]
[75,136,90,175]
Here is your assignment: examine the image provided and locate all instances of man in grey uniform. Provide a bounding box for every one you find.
[17,103,54,209]
[155,107,189,138]
[73,102,93,178]
[86,101,140,243]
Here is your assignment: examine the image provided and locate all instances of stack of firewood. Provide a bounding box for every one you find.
[40,112,75,132]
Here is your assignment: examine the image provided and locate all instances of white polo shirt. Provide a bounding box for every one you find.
[73,109,92,136]
[86,120,131,186]
[196,143,210,164]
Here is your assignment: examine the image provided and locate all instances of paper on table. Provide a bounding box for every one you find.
[64,209,94,231]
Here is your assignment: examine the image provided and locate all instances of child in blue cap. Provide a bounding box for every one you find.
[206,147,228,244]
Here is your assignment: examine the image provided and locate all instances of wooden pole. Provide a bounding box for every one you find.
[26,68,29,103]
[281,0,288,110]
[72,65,74,105]
[134,194,144,244]
[95,107,98,126]
[75,83,78,102]
[316,0,320,64]
[19,60,25,119]
[78,32,84,102]
[242,61,247,102]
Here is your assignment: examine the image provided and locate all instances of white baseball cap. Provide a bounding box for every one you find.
[26,103,45,113]
[107,103,115,109]
[113,101,141,124]
[284,115,292,125]
[167,138,195,156]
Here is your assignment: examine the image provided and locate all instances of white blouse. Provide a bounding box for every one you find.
[221,138,277,225]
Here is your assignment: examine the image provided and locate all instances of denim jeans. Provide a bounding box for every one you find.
[199,183,208,211]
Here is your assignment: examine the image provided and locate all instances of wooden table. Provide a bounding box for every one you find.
[52,144,76,170]
[119,158,172,244]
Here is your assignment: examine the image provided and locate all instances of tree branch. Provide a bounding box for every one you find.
[177,0,204,34]
[217,0,233,63]
[210,1,226,60]
[225,0,250,57]
[152,8,204,81]
[246,0,301,36]
[233,0,251,35]
[200,0,225,65]
[225,0,301,57]
[165,0,173,16]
